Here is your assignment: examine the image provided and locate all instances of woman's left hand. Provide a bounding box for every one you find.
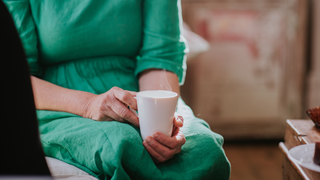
[142,114,186,163]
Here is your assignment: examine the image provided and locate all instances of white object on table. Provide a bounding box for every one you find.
[288,143,320,173]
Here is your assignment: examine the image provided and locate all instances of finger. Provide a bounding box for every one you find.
[127,91,137,97]
[143,141,165,163]
[111,87,137,110]
[143,140,167,163]
[173,114,184,128]
[171,126,180,137]
[110,99,139,126]
[144,137,174,161]
[153,131,186,149]
[98,105,126,123]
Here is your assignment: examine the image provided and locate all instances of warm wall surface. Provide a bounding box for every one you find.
[181,0,308,139]
[307,0,320,110]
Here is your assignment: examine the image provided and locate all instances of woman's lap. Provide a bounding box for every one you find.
[37,98,230,180]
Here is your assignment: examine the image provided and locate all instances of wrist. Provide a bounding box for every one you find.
[79,93,97,118]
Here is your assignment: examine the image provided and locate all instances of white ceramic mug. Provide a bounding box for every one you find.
[136,90,178,141]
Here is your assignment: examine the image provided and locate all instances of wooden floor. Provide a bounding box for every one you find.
[223,141,283,180]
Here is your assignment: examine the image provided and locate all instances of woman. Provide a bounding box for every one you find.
[3,0,230,179]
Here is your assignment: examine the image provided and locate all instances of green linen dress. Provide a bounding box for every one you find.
[4,0,230,179]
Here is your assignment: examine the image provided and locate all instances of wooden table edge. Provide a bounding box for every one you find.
[279,142,311,180]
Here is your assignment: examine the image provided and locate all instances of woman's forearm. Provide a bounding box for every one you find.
[138,69,180,95]
[31,76,95,116]
[31,68,180,117]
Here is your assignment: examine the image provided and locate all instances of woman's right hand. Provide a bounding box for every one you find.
[83,87,139,126]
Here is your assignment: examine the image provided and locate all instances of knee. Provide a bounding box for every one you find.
[183,129,230,179]
[201,133,230,179]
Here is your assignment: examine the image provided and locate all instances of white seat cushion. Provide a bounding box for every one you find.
[45,157,98,180]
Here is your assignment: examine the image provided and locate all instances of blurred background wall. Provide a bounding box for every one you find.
[180,0,311,140]
[307,0,320,109]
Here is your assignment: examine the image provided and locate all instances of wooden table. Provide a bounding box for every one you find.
[280,119,320,180]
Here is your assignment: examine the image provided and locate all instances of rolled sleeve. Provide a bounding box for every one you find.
[135,0,188,85]
[4,0,40,77]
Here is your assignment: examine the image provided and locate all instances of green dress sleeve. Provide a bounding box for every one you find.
[3,0,40,77]
[135,0,188,85]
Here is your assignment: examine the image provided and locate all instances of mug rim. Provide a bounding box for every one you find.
[137,90,178,99]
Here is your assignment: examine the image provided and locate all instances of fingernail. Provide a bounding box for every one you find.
[153,133,159,139]
[145,137,151,143]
